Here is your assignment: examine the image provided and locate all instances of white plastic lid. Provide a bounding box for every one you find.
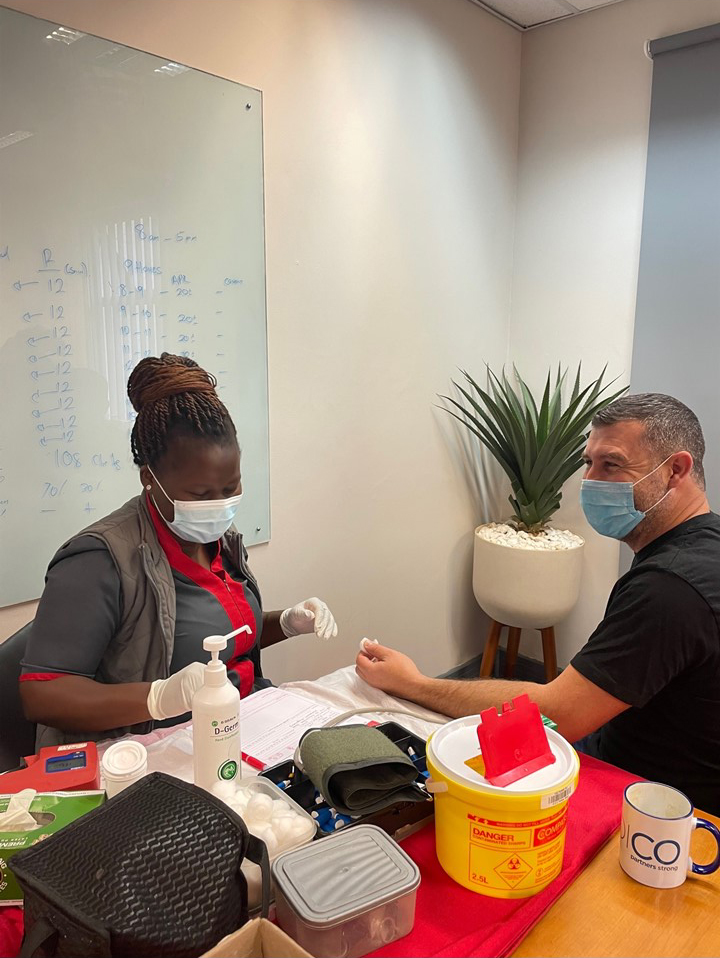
[272,824,420,928]
[101,741,148,781]
[428,714,578,794]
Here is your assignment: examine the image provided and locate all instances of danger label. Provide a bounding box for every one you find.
[470,822,531,849]
[494,854,533,888]
[465,805,569,891]
[468,842,564,891]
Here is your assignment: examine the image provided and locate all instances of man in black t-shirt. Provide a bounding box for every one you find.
[355,394,720,815]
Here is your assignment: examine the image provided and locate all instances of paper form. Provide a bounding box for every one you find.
[238,687,348,770]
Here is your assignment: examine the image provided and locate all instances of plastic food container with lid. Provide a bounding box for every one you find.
[272,823,420,958]
[235,776,318,859]
[101,741,148,799]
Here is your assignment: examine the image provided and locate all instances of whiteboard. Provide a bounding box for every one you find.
[0,7,269,606]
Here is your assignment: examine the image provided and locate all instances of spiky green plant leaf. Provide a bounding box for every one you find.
[442,364,627,533]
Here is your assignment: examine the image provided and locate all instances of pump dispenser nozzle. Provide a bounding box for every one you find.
[202,626,252,687]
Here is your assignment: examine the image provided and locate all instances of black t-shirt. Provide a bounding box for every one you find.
[572,513,720,815]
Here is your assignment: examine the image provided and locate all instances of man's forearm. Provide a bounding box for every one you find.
[356,643,629,742]
[409,676,546,719]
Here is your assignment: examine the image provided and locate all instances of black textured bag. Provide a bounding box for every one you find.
[11,772,270,958]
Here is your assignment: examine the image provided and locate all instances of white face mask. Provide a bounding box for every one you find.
[148,469,243,544]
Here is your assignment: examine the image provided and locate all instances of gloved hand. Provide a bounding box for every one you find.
[146,661,206,720]
[279,597,338,640]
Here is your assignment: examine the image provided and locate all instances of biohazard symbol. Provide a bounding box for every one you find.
[494,853,532,888]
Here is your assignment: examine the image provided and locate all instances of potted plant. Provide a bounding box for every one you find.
[442,364,625,638]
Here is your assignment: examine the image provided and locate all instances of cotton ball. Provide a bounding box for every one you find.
[272,817,293,846]
[271,799,293,819]
[246,819,272,842]
[251,822,279,858]
[289,816,313,840]
[233,790,250,812]
[211,781,237,803]
[297,819,316,841]
[286,808,307,824]
[262,828,279,858]
[246,793,273,822]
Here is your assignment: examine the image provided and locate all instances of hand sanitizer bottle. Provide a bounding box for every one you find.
[192,625,250,792]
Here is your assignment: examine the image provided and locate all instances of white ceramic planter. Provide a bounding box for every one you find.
[472,524,585,630]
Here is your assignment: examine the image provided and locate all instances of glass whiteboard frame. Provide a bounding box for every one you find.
[0,6,270,606]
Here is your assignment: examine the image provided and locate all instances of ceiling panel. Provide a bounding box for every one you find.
[568,0,621,10]
[469,0,629,30]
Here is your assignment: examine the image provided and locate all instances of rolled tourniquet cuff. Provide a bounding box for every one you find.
[298,725,425,817]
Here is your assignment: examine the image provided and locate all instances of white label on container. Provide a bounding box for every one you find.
[541,783,575,809]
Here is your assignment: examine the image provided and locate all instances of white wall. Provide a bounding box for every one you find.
[10,0,719,677]
[0,0,521,681]
[509,0,720,665]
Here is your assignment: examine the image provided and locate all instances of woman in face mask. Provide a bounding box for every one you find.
[19,353,337,747]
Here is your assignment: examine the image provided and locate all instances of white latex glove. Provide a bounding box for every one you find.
[147,661,206,720]
[279,597,338,641]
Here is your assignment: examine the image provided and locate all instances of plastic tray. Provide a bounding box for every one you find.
[260,722,434,838]
[235,776,317,859]
[235,777,318,916]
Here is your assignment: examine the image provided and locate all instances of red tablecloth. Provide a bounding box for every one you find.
[369,753,640,958]
[0,754,638,958]
[0,905,23,958]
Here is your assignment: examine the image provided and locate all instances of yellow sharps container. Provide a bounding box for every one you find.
[426,715,579,899]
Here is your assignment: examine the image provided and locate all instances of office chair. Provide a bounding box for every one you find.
[0,623,37,771]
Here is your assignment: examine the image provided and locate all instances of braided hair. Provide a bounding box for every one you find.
[127,353,237,467]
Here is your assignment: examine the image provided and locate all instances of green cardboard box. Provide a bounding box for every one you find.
[0,790,105,905]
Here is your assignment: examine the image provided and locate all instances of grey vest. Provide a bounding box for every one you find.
[37,496,259,748]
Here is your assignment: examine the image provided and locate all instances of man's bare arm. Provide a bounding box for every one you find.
[355,642,628,742]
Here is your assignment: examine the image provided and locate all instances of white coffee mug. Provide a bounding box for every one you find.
[620,781,720,888]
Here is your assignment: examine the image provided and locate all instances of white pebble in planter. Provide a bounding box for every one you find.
[473,522,585,630]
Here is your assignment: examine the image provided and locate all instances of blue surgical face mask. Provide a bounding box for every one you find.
[148,468,243,544]
[580,455,674,540]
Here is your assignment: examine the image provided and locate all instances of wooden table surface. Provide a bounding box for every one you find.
[513,812,720,957]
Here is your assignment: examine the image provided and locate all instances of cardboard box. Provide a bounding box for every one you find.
[0,790,105,905]
[202,918,313,958]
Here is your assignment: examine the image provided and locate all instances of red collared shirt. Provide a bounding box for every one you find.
[146,495,259,698]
